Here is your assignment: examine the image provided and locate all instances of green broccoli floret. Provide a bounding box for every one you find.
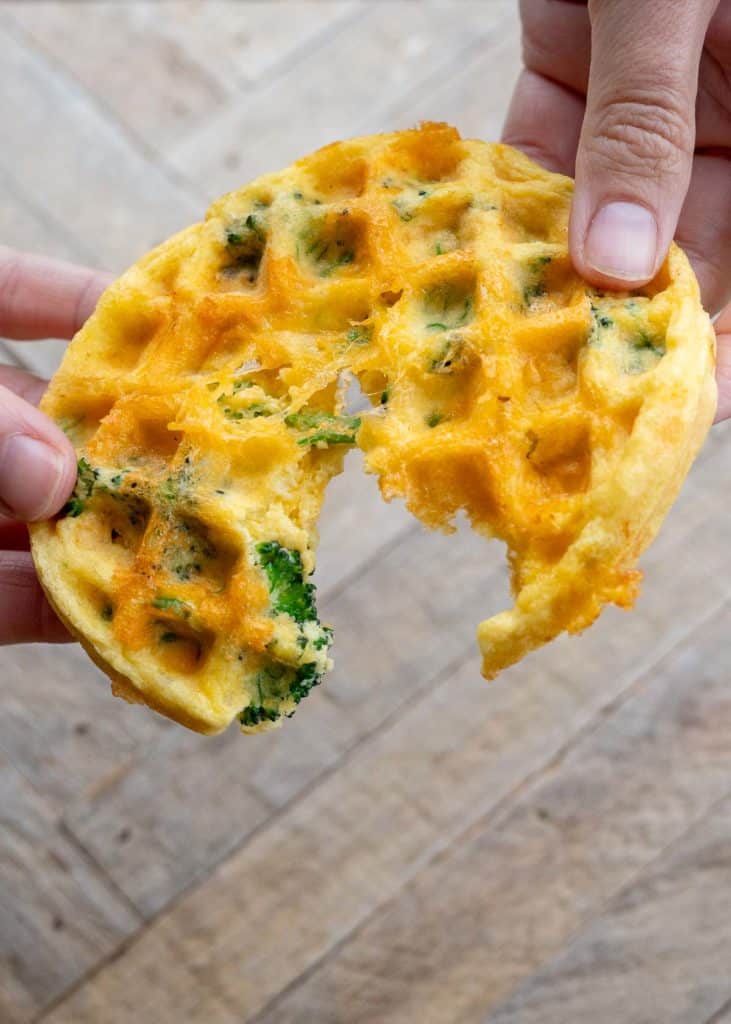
[223,210,268,281]
[288,662,321,704]
[238,661,325,727]
[255,541,318,623]
[240,704,281,727]
[285,409,361,447]
[60,457,98,517]
[251,543,332,723]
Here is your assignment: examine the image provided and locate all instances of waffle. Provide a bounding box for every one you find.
[29,124,716,735]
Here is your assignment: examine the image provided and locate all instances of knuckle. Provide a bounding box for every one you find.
[587,95,694,179]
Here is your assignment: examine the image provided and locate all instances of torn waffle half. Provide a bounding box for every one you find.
[30,124,717,734]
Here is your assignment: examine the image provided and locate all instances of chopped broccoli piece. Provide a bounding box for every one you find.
[240,704,281,727]
[62,496,85,518]
[289,662,321,704]
[298,428,358,446]
[430,335,465,374]
[255,542,318,624]
[426,411,443,428]
[77,457,97,497]
[223,210,267,281]
[635,330,665,356]
[346,325,372,345]
[219,400,273,421]
[59,457,98,517]
[523,255,552,305]
[320,249,354,276]
[423,286,473,332]
[152,596,190,615]
[285,409,361,447]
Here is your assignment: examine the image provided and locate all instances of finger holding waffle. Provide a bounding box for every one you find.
[29,124,716,734]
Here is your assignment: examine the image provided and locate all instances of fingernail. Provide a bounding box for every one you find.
[0,435,66,521]
[584,202,657,281]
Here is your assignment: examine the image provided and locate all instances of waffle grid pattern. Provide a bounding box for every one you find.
[30,124,716,734]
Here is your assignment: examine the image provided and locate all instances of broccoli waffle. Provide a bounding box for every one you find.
[30,124,716,734]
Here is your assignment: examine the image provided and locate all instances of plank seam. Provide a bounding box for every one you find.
[0,11,207,211]
[38,473,731,1020]
[37,643,478,1021]
[230,3,366,93]
[31,824,146,1023]
[0,165,99,266]
[35,586,729,1022]
[483,786,731,1024]
[245,592,731,1024]
[352,9,517,135]
[705,994,731,1024]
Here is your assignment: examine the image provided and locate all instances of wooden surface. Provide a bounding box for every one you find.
[1,3,729,1022]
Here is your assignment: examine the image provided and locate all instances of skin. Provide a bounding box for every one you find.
[2,2,730,641]
[503,0,731,410]
[0,247,111,642]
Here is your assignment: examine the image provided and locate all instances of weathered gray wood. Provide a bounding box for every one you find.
[0,754,141,1024]
[312,449,414,594]
[707,999,731,1024]
[0,642,172,808]
[3,2,358,151]
[62,517,507,917]
[0,166,93,376]
[486,793,731,1024]
[0,19,200,274]
[5,3,729,1021]
[168,1,515,201]
[247,598,731,1024]
[43,436,731,1023]
[363,11,522,140]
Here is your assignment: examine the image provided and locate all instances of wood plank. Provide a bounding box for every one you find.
[248,598,731,1024]
[707,999,731,1024]
[0,754,141,1024]
[312,450,414,595]
[168,1,516,201]
[0,165,94,377]
[486,794,731,1024]
[0,642,172,809]
[361,10,522,140]
[3,2,357,153]
[44,439,731,1022]
[0,19,200,275]
[62,518,507,917]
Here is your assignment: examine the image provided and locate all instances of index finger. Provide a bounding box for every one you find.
[0,246,112,341]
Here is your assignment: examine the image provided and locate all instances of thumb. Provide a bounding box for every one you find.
[0,384,76,522]
[570,0,716,289]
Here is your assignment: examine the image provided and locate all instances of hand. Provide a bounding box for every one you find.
[503,0,731,418]
[0,247,111,643]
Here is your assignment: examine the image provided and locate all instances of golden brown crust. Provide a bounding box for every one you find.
[29,124,716,734]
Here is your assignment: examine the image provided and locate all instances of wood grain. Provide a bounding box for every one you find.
[62,518,507,917]
[486,793,731,1024]
[43,437,731,1023]
[168,1,515,201]
[249,598,731,1024]
[0,754,141,1024]
[0,18,200,275]
[3,3,729,1021]
[0,643,171,809]
[3,2,358,152]
[0,166,94,376]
